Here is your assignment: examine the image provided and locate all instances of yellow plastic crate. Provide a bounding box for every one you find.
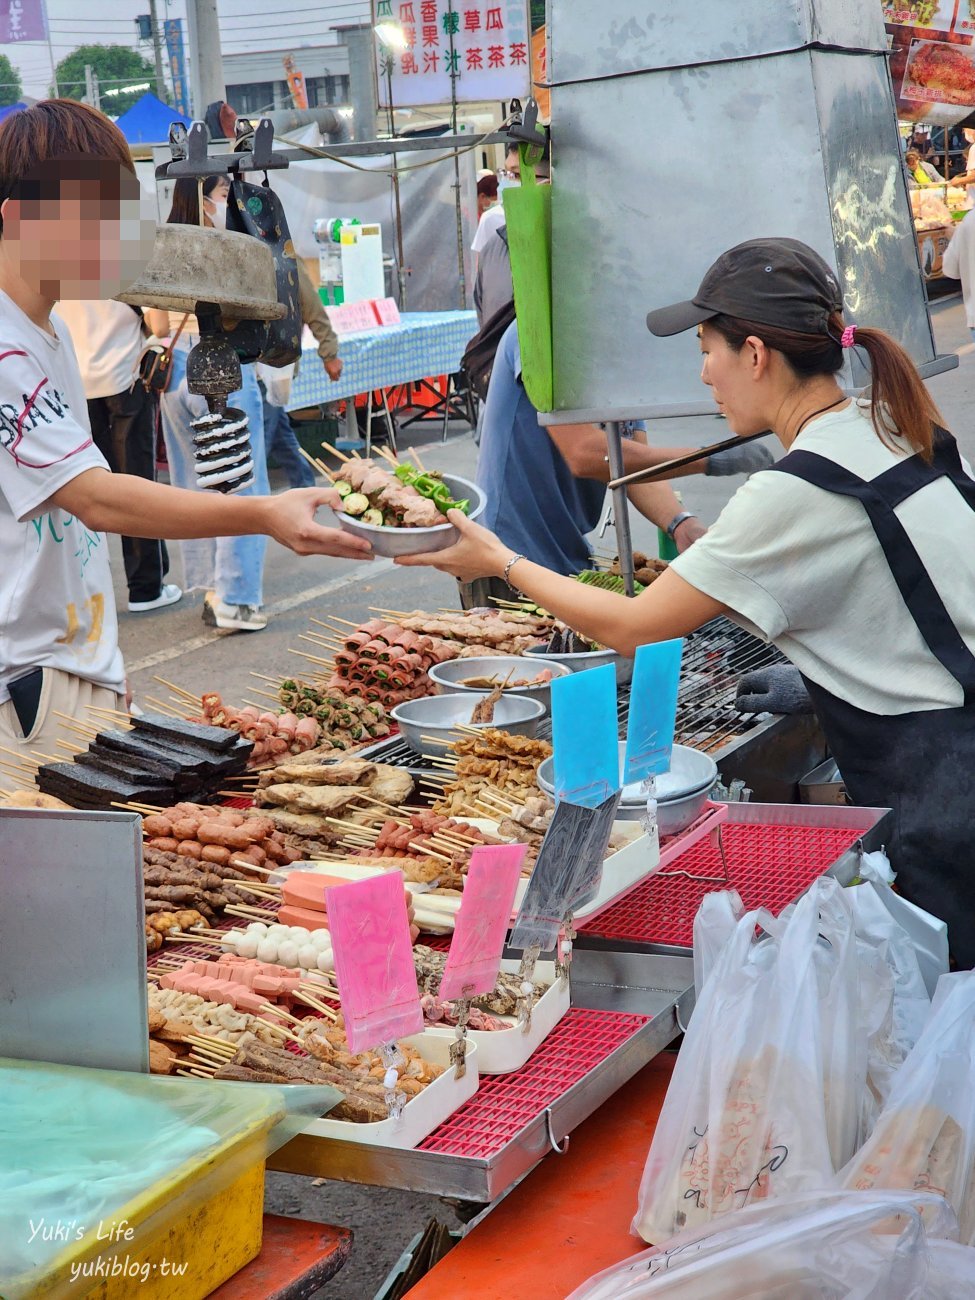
[12,1108,275,1300]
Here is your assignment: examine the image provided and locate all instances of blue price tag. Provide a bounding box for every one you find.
[551,663,619,808]
[623,639,683,784]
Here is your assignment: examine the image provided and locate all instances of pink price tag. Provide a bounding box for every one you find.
[372,297,401,325]
[325,872,423,1054]
[439,844,526,1001]
[329,300,383,334]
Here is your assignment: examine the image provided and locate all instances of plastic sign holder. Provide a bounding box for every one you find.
[440,843,527,1071]
[325,871,423,1116]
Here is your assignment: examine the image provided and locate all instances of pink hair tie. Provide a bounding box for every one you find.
[840,324,857,349]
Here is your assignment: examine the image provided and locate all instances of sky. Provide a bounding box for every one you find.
[4,0,371,100]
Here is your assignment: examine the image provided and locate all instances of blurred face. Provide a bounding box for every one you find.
[965,129,975,145]
[906,151,920,167]
[698,322,771,436]
[501,149,520,182]
[0,161,155,300]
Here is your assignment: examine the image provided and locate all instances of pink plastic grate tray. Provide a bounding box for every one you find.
[579,821,861,948]
[419,1007,650,1158]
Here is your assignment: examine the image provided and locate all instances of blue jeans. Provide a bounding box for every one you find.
[159,350,268,607]
[262,387,314,488]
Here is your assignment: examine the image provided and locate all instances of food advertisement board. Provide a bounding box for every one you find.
[884,0,975,122]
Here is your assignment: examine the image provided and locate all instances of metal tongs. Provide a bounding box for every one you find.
[607,429,771,490]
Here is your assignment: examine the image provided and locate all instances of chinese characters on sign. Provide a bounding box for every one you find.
[0,0,47,43]
[374,0,530,107]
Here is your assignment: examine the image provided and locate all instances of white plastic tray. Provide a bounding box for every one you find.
[299,1031,478,1150]
[510,822,659,921]
[423,959,570,1074]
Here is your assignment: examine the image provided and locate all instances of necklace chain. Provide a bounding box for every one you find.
[794,396,847,438]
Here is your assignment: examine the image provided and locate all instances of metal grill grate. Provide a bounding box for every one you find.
[577,820,860,949]
[357,615,786,777]
[418,1008,651,1158]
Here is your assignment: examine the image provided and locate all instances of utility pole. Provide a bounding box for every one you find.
[148,0,167,102]
[84,64,100,110]
[185,0,226,120]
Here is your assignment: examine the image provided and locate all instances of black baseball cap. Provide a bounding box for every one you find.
[646,238,843,338]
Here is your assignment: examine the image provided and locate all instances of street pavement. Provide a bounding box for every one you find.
[111,295,974,1297]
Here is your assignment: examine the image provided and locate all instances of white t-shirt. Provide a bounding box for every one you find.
[54,300,144,399]
[471,204,505,255]
[0,291,124,703]
[670,402,975,716]
[942,210,975,326]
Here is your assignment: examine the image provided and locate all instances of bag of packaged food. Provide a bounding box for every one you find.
[572,1190,957,1300]
[841,970,975,1245]
[857,850,948,998]
[633,879,861,1244]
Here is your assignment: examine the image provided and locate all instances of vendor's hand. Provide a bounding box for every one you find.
[395,509,510,581]
[264,488,373,559]
[324,357,343,382]
[735,665,813,715]
[673,516,706,552]
[706,441,774,477]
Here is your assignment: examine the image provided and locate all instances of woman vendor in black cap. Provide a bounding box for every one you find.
[397,236,975,965]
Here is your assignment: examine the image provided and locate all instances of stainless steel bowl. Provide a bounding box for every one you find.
[536,741,718,825]
[523,641,634,688]
[427,655,570,713]
[335,473,486,558]
[656,786,714,836]
[390,691,546,759]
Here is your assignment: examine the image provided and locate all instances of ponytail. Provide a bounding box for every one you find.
[709,310,944,462]
[837,315,940,463]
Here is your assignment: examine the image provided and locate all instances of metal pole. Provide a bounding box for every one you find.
[148,0,168,102]
[186,0,225,121]
[604,422,635,597]
[446,0,467,309]
[44,0,59,96]
[384,56,407,309]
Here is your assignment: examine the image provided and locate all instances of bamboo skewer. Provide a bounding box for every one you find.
[153,676,202,706]
[298,446,336,482]
[408,447,428,473]
[143,696,186,720]
[315,614,358,629]
[320,441,352,463]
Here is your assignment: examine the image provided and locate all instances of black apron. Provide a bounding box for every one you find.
[770,427,975,968]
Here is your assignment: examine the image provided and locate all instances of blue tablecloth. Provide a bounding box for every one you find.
[287,309,477,412]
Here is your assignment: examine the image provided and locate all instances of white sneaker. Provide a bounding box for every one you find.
[202,592,269,632]
[128,583,183,613]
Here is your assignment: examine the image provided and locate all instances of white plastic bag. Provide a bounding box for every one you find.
[849,872,931,1140]
[841,971,975,1244]
[572,1190,957,1300]
[633,880,861,1244]
[858,850,949,998]
[692,889,743,997]
[256,360,295,407]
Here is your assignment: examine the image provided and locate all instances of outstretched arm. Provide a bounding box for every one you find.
[396,511,724,656]
[52,469,373,560]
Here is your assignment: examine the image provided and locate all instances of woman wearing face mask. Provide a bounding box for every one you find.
[146,175,274,633]
[397,237,975,967]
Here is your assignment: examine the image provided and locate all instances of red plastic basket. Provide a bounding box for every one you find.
[578,820,860,949]
[419,1007,651,1158]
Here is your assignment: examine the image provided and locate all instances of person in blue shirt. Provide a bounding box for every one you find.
[464,320,772,607]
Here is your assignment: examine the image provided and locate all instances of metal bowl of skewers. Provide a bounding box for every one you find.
[391,691,546,759]
[428,654,571,713]
[332,461,486,558]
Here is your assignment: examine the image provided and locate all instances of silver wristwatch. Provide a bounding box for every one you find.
[665,510,697,540]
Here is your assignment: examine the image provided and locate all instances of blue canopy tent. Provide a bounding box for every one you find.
[0,102,27,122]
[114,92,186,145]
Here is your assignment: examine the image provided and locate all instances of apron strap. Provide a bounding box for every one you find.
[771,443,975,703]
